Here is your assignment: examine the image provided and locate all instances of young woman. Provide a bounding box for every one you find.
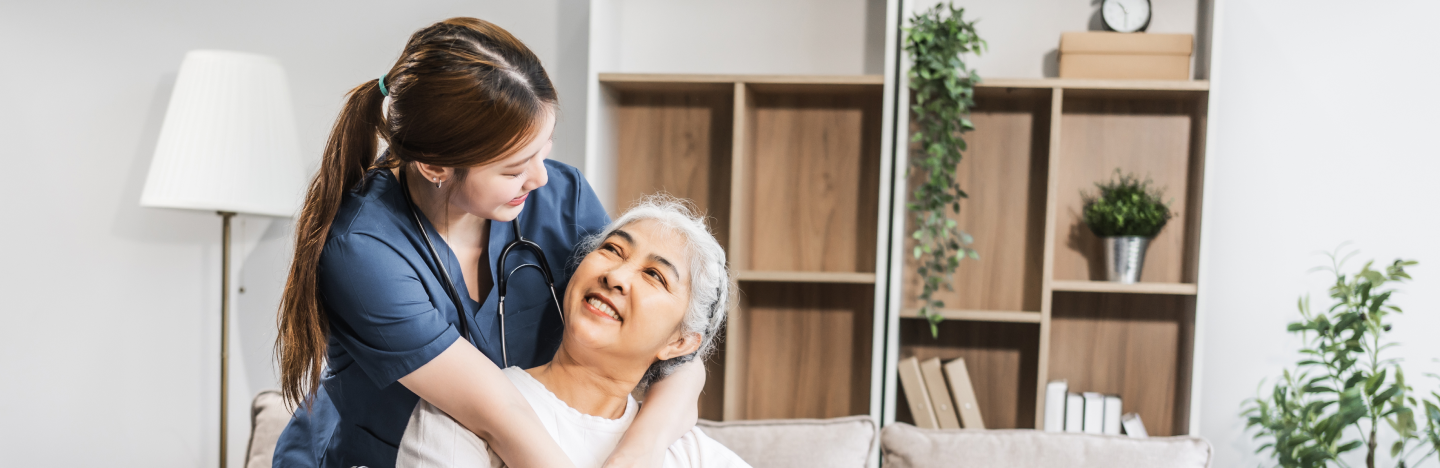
[272,18,704,468]
[397,197,747,468]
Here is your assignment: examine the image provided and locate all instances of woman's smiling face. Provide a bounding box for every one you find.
[562,219,698,367]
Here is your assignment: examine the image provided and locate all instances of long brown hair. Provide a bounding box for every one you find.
[276,17,558,408]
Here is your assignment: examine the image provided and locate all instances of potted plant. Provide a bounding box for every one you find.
[1242,253,1438,468]
[1081,170,1173,283]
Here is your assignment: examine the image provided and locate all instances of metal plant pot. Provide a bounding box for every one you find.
[1103,236,1151,283]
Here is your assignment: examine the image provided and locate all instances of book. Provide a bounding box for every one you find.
[897,356,938,429]
[1043,380,1068,432]
[943,358,986,429]
[1064,392,1084,432]
[919,358,961,429]
[1122,412,1149,438]
[1082,392,1105,434]
[1103,395,1123,435]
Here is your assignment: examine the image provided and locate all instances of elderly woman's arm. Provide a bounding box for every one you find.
[604,359,707,468]
[400,339,577,468]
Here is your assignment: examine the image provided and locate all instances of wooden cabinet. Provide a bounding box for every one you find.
[586,74,895,422]
[884,79,1209,436]
[580,2,1212,438]
[584,73,1211,437]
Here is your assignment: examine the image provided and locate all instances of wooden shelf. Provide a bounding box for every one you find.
[892,71,1209,435]
[595,74,886,422]
[896,320,1040,429]
[900,309,1043,323]
[1049,292,1196,435]
[978,78,1209,92]
[734,85,882,275]
[731,282,874,420]
[600,73,884,86]
[1051,280,1198,295]
[901,90,1049,314]
[737,270,876,284]
[1050,94,1205,286]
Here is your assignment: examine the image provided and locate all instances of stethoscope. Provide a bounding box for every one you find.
[398,166,564,368]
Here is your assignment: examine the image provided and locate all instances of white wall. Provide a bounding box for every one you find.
[0,1,584,465]
[594,0,888,75]
[912,0,1202,79]
[1196,0,1440,466]
[583,0,888,210]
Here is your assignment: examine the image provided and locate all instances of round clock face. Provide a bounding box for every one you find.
[1102,0,1151,33]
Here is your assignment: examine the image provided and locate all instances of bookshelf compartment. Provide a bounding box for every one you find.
[610,84,735,247]
[896,320,1040,429]
[1048,291,1196,436]
[902,89,1051,313]
[1051,94,1207,284]
[735,84,883,274]
[728,282,874,420]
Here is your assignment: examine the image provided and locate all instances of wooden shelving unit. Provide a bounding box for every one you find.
[588,73,894,423]
[582,0,1211,441]
[884,77,1209,436]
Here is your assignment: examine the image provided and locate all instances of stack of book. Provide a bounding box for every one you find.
[896,356,985,429]
[1042,380,1147,437]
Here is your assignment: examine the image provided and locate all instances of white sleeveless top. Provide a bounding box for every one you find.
[396,367,750,468]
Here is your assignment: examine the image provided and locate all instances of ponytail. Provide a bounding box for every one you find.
[276,80,384,409]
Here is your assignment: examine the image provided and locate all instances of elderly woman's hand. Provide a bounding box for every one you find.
[603,359,707,468]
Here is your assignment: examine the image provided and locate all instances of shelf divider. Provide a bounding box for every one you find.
[979,78,1209,92]
[900,309,1043,323]
[1051,280,1198,295]
[736,270,876,284]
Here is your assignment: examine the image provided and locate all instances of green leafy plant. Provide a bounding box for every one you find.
[1081,170,1174,238]
[1242,251,1439,468]
[904,2,985,337]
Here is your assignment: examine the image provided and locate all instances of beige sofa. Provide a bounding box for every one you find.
[247,391,1210,467]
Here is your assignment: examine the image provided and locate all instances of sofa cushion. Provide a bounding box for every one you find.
[698,415,876,468]
[881,424,1211,468]
[247,390,294,468]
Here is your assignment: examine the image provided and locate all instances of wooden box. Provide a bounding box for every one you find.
[1059,32,1193,80]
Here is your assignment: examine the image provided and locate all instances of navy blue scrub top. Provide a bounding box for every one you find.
[273,159,610,468]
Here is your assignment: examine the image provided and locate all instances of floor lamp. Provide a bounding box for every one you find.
[140,50,306,468]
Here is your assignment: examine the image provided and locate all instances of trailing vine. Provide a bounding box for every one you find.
[905,3,985,337]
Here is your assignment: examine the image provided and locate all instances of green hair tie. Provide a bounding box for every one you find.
[378,73,389,97]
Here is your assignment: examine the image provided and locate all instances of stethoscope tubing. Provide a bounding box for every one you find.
[399,166,564,368]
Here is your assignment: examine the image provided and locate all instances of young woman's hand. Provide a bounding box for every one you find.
[603,359,706,468]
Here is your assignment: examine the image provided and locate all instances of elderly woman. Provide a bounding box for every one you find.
[397,197,749,468]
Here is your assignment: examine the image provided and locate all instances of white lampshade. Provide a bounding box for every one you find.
[142,50,306,217]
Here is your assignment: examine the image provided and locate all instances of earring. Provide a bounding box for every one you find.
[433,177,441,189]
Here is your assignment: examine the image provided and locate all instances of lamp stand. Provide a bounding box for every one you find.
[218,211,235,468]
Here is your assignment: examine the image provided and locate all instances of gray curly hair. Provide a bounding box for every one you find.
[575,194,734,389]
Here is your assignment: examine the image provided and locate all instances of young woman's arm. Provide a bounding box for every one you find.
[400,339,577,468]
[603,359,706,468]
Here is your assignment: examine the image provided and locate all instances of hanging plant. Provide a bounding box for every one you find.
[905,2,986,337]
